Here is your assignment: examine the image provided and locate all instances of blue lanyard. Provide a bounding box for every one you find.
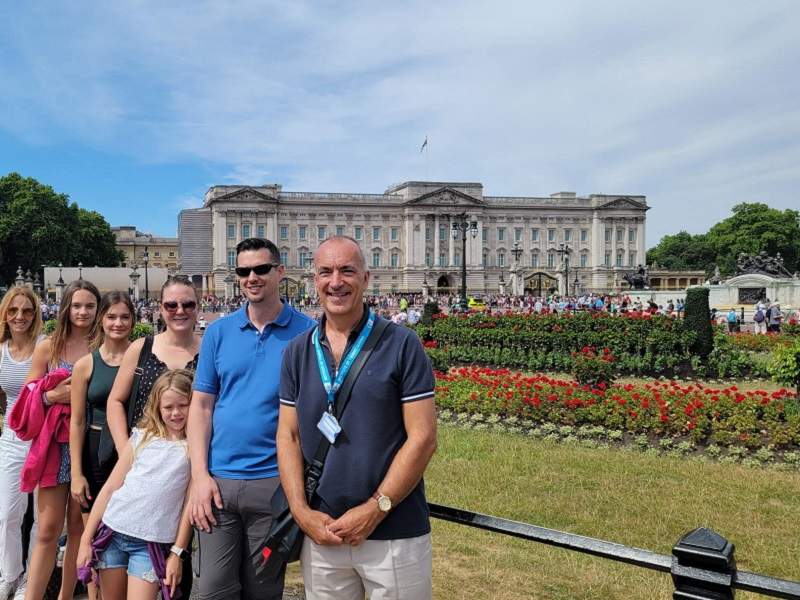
[312,310,375,413]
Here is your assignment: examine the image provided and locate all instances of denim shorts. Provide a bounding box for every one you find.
[96,532,158,583]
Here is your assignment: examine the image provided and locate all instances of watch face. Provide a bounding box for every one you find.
[378,495,392,512]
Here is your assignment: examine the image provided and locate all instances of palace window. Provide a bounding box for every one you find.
[581,229,588,242]
[227,224,235,239]
[242,224,251,238]
[426,226,432,242]
[482,227,488,242]
[280,251,288,265]
[439,225,446,241]
[391,252,399,267]
[580,252,588,267]
[373,227,381,241]
[426,252,432,267]
[617,228,624,243]
[604,251,611,267]
[616,251,624,268]
[531,228,539,242]
[227,249,236,266]
[498,228,506,242]
[515,228,522,242]
[531,251,539,267]
[372,251,381,268]
[279,226,288,240]
[564,229,572,242]
[629,228,636,242]
[629,251,636,267]
[482,252,488,267]
[454,252,461,267]
[605,228,612,243]
[547,252,555,268]
[439,253,446,267]
[498,252,506,267]
[298,225,307,241]
[391,227,399,242]
[354,226,363,240]
[548,229,556,242]
[336,225,345,236]
[318,225,326,240]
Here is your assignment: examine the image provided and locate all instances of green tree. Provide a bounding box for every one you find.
[646,231,716,272]
[647,203,800,276]
[0,172,123,285]
[705,203,800,275]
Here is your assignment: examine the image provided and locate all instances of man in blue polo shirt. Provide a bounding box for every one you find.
[277,236,437,599]
[188,237,314,600]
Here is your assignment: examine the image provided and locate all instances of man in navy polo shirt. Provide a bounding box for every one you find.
[277,236,437,599]
[188,237,314,600]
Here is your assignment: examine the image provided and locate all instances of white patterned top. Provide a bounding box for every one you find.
[102,428,190,543]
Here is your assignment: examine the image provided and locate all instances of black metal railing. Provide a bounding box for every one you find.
[428,503,800,599]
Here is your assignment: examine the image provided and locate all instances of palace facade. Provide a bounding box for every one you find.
[178,181,648,297]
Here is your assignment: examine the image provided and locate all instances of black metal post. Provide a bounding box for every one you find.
[143,246,150,301]
[671,528,735,600]
[451,213,477,307]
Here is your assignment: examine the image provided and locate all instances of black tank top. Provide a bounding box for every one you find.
[87,349,120,413]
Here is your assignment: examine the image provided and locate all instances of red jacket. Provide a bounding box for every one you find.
[9,368,71,492]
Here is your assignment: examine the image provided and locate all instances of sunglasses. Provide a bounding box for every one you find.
[235,263,280,277]
[162,301,197,313]
[7,307,35,318]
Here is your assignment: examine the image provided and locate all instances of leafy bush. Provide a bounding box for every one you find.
[571,346,616,388]
[768,337,800,400]
[684,287,713,357]
[130,322,154,341]
[43,319,57,335]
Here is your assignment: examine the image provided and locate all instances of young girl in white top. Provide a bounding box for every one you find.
[77,369,194,600]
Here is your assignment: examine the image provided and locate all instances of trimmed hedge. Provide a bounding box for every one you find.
[684,287,713,358]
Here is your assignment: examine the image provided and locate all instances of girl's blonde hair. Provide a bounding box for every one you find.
[49,280,101,367]
[90,291,136,349]
[136,368,194,447]
[0,287,43,346]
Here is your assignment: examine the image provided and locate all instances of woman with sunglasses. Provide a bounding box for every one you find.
[105,276,200,597]
[23,279,101,600]
[0,288,44,600]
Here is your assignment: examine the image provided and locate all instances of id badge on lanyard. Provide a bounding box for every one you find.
[312,310,375,444]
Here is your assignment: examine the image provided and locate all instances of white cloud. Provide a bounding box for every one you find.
[1,0,799,243]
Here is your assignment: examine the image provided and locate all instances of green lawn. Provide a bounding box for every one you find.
[423,424,800,599]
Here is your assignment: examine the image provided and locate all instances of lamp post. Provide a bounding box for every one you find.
[451,212,478,306]
[77,262,83,280]
[55,263,65,302]
[129,265,141,302]
[14,267,24,288]
[556,243,573,296]
[142,246,150,301]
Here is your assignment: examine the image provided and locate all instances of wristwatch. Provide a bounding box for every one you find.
[170,545,188,559]
[372,491,392,513]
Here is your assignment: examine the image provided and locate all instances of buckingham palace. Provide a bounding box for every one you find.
[178,180,648,298]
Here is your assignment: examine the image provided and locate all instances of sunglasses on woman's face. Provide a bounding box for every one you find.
[162,301,197,313]
[235,263,280,278]
[7,307,35,318]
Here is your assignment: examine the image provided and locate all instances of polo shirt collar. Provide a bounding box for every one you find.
[318,303,370,344]
[236,301,293,330]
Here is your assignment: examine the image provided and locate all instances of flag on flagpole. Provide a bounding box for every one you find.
[420,136,428,153]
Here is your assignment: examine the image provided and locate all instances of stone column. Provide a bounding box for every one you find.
[212,210,228,268]
[433,214,440,267]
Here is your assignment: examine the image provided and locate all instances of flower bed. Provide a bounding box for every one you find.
[416,311,763,378]
[728,332,793,352]
[435,367,800,453]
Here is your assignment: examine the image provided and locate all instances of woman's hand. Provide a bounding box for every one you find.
[76,540,93,569]
[47,377,72,404]
[164,554,183,597]
[71,476,92,509]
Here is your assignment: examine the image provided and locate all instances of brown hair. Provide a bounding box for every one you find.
[136,368,194,448]
[0,287,43,346]
[90,291,136,349]
[159,275,198,302]
[49,280,101,367]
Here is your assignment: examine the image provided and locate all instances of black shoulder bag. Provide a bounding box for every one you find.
[97,335,154,467]
[262,317,390,568]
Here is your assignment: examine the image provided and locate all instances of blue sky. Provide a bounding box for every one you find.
[1,1,798,245]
